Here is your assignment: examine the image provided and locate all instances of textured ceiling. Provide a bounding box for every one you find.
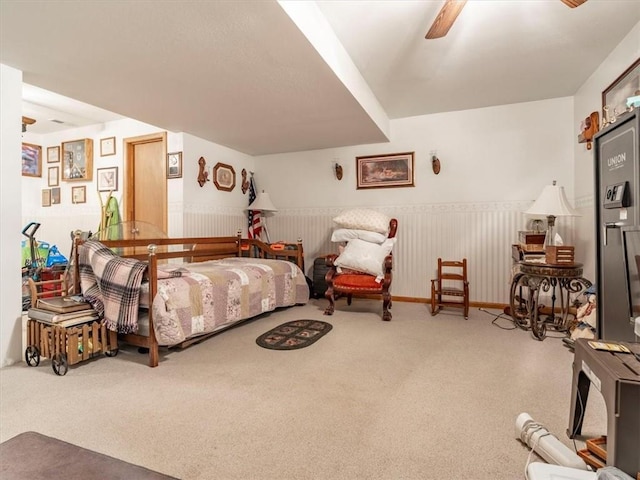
[2,0,639,155]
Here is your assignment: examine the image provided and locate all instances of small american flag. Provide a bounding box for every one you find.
[247,175,263,239]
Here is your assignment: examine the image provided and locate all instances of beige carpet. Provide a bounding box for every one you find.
[0,299,606,480]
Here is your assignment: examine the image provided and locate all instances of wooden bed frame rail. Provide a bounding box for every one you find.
[72,232,304,367]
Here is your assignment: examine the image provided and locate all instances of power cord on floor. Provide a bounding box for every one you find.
[479,307,517,330]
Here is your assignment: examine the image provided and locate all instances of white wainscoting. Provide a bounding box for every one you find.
[182,201,579,304]
[29,201,577,305]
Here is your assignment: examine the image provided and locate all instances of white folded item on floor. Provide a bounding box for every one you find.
[527,462,596,480]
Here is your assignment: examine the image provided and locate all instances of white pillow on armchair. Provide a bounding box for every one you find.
[334,237,396,280]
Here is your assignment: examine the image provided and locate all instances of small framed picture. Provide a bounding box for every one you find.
[42,189,51,207]
[72,186,86,204]
[22,143,42,177]
[213,162,236,191]
[100,136,116,157]
[97,166,118,192]
[51,187,61,205]
[167,152,183,179]
[48,166,59,187]
[47,146,60,163]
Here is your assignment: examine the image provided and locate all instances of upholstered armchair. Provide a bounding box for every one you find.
[323,218,398,321]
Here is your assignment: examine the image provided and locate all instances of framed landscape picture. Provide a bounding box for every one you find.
[356,152,415,189]
[602,58,640,117]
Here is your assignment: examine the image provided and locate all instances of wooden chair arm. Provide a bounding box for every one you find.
[383,255,393,272]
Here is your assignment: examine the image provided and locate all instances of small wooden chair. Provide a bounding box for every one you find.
[430,258,469,319]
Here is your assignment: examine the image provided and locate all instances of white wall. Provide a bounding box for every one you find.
[255,97,575,208]
[1,64,24,366]
[573,21,640,281]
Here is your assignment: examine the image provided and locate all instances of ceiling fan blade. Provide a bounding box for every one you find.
[560,0,588,7]
[425,0,467,39]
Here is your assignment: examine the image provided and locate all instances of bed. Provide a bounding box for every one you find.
[73,233,308,367]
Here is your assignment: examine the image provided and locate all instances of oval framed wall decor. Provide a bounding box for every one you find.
[213,162,236,192]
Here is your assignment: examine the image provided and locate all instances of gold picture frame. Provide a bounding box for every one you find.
[22,143,42,177]
[213,162,236,191]
[100,136,116,156]
[167,152,183,179]
[356,151,415,189]
[48,166,59,187]
[51,187,61,205]
[72,186,86,204]
[62,138,93,181]
[41,189,51,207]
[47,146,60,163]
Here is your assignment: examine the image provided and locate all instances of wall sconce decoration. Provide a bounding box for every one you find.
[241,168,250,194]
[335,163,343,180]
[22,116,35,133]
[432,155,441,175]
[578,111,599,150]
[197,157,209,187]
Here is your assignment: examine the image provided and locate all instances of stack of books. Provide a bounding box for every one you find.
[28,296,98,328]
[513,230,547,263]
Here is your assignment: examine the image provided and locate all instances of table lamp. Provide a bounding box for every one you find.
[524,180,580,248]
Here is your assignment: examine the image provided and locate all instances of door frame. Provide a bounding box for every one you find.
[123,132,168,233]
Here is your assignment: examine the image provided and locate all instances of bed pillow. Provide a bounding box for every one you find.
[331,228,387,244]
[334,237,396,279]
[333,209,390,235]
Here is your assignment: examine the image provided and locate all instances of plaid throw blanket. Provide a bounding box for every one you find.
[78,240,147,333]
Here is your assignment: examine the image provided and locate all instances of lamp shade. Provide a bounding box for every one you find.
[248,191,277,212]
[524,181,580,217]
